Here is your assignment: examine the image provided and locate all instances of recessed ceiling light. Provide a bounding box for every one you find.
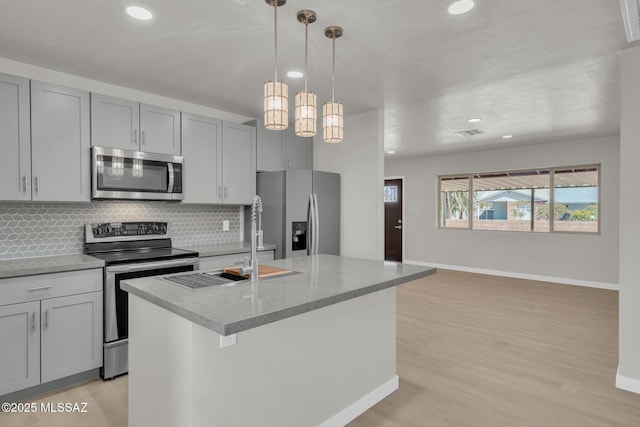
[448,0,475,15]
[502,134,513,139]
[126,6,153,21]
[287,71,304,79]
[467,118,482,123]
[386,150,396,154]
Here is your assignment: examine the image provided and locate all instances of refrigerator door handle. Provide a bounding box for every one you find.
[308,194,314,256]
[313,193,320,255]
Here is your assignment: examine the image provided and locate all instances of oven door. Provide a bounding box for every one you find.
[92,146,183,201]
[104,258,199,343]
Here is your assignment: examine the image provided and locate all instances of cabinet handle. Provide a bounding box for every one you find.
[282,158,285,169]
[287,159,291,168]
[34,176,39,193]
[217,186,221,199]
[134,129,138,145]
[141,130,146,145]
[28,286,52,292]
[31,312,36,331]
[224,187,228,199]
[44,310,49,329]
[22,175,27,193]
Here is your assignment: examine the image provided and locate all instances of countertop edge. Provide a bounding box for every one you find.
[0,256,106,279]
[122,265,437,336]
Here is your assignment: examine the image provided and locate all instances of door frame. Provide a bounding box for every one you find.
[384,176,405,262]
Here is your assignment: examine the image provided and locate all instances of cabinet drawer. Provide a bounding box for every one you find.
[0,269,102,307]
[199,250,275,271]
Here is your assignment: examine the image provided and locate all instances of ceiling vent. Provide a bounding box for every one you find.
[454,129,485,137]
[620,0,640,42]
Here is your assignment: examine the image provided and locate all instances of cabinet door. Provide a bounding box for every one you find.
[140,104,181,156]
[256,122,284,171]
[181,113,222,204]
[91,94,140,151]
[284,130,312,169]
[31,81,90,202]
[222,122,256,205]
[41,292,103,383]
[0,74,31,201]
[0,301,40,395]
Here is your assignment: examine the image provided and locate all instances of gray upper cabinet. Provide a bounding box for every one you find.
[181,113,222,204]
[254,119,313,171]
[31,81,90,202]
[0,73,31,201]
[140,104,181,156]
[91,94,181,156]
[91,94,140,151]
[181,116,256,205]
[222,122,256,205]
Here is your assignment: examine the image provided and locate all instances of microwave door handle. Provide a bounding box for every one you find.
[167,163,175,193]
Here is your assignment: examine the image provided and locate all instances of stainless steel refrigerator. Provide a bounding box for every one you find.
[257,170,340,259]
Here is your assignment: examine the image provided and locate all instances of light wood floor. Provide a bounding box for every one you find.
[2,269,639,426]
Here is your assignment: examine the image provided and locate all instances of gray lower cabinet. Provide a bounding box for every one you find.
[31,81,91,202]
[254,119,313,171]
[181,115,256,205]
[40,292,102,383]
[91,93,181,156]
[0,269,103,397]
[0,73,31,201]
[0,301,40,396]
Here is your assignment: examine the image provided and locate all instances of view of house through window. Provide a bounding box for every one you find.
[438,165,599,234]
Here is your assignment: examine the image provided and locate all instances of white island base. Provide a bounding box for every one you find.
[128,288,398,427]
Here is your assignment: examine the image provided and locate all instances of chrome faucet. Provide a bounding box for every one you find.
[240,195,264,282]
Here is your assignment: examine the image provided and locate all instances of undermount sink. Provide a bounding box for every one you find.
[164,271,247,290]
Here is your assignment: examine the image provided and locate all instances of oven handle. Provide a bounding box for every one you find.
[106,257,199,274]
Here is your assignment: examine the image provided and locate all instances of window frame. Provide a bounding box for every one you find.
[437,164,601,235]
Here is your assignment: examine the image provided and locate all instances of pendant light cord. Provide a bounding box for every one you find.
[274,2,278,83]
[331,36,336,103]
[304,22,309,93]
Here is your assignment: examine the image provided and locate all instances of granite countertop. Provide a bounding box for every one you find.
[121,254,437,336]
[0,254,105,279]
[177,242,277,257]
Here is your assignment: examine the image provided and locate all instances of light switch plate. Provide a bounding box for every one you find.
[223,220,229,232]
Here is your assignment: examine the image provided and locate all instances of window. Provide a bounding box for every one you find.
[438,165,599,234]
[384,185,398,203]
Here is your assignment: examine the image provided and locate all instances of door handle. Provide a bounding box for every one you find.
[394,225,402,230]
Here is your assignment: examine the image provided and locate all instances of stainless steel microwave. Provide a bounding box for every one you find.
[91,146,184,201]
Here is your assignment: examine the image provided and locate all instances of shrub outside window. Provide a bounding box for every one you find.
[438,165,599,234]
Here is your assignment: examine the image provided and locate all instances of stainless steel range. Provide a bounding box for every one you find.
[84,221,199,379]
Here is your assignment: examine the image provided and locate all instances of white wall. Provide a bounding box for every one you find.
[385,136,619,285]
[618,45,640,388]
[0,56,253,123]
[314,110,385,260]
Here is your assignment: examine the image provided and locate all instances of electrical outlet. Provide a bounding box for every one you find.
[220,333,237,348]
[223,220,229,232]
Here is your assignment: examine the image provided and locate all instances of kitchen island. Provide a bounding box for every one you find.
[122,255,436,427]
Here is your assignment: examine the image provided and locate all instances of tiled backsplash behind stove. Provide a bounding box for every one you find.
[0,201,242,260]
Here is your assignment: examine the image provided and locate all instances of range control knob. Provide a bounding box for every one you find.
[159,224,167,234]
[151,223,159,232]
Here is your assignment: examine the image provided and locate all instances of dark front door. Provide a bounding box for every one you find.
[384,179,403,262]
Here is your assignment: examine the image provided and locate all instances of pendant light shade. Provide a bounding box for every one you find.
[264,0,288,130]
[294,10,317,137]
[323,26,344,143]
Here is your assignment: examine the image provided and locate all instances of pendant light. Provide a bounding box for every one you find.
[294,10,318,137]
[323,26,344,143]
[264,0,288,130]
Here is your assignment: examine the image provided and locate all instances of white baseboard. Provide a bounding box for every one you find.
[319,375,399,427]
[616,367,640,394]
[404,260,619,291]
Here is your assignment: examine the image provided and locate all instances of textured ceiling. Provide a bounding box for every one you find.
[0,0,627,157]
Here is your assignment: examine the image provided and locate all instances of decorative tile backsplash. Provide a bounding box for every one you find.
[0,201,242,260]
